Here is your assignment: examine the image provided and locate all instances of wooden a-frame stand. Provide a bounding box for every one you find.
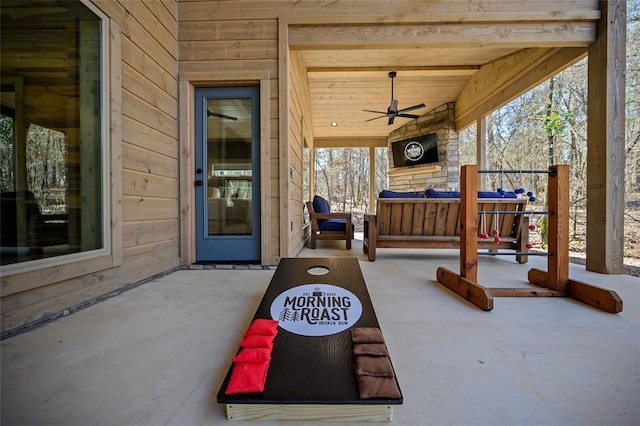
[436,164,623,313]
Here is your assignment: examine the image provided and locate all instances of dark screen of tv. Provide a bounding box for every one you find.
[392,133,439,167]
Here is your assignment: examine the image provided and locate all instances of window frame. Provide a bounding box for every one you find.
[0,0,121,280]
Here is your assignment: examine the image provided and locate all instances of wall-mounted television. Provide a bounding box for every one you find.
[391,133,439,168]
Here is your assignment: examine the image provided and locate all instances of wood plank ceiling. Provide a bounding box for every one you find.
[2,1,600,144]
[290,9,599,141]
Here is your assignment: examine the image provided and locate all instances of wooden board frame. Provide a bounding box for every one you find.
[225,403,393,422]
[436,165,622,313]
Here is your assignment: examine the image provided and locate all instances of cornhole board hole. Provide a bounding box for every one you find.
[216,257,403,421]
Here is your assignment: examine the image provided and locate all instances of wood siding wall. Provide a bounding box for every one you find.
[178,5,281,263]
[288,51,314,255]
[1,1,180,334]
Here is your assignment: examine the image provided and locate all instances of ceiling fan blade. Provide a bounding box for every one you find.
[364,72,424,125]
[397,103,426,114]
[207,110,238,121]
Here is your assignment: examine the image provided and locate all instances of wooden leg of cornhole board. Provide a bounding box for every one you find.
[436,267,493,311]
[528,268,623,313]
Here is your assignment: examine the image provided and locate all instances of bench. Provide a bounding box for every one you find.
[363,198,529,262]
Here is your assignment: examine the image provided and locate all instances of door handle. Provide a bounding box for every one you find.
[195,180,203,187]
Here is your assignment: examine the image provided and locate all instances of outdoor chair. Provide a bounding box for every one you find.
[306,195,353,249]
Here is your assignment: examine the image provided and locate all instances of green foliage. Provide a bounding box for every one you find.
[538,215,549,248]
[0,116,15,191]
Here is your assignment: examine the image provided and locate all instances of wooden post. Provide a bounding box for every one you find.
[547,165,569,292]
[476,117,487,191]
[460,165,478,282]
[369,145,376,214]
[586,0,626,273]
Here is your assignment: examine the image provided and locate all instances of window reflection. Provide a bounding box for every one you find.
[0,1,103,265]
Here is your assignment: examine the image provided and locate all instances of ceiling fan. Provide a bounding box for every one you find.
[207,109,237,121]
[364,71,426,125]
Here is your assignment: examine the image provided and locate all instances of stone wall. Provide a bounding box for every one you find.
[387,102,459,192]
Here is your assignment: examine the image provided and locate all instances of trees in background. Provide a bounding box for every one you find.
[0,119,67,213]
[460,0,639,251]
[316,1,638,251]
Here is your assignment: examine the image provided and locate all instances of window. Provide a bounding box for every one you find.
[1,0,106,266]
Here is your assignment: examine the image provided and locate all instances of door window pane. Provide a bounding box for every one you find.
[206,98,253,235]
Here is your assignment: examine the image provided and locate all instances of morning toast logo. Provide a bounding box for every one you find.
[404,141,424,162]
[270,284,363,336]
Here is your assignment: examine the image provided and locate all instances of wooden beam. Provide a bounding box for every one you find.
[456,47,587,130]
[476,117,487,190]
[307,66,480,75]
[436,267,493,311]
[460,165,478,282]
[369,146,376,215]
[586,0,626,273]
[289,23,594,50]
[314,136,388,148]
[282,11,601,26]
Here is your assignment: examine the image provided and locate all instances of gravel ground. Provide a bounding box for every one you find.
[569,256,640,277]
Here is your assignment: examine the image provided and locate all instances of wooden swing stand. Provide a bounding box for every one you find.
[436,164,623,313]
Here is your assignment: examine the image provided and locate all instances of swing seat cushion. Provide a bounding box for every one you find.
[379,190,425,198]
[425,189,517,199]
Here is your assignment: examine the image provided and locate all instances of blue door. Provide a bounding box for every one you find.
[194,87,261,262]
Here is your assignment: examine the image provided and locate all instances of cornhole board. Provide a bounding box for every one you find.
[216,257,403,421]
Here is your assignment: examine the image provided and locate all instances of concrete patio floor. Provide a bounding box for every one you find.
[2,238,639,426]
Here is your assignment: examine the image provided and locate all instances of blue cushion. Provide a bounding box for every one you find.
[478,191,517,199]
[426,189,518,199]
[426,188,460,198]
[379,190,425,198]
[318,219,355,232]
[312,195,331,214]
